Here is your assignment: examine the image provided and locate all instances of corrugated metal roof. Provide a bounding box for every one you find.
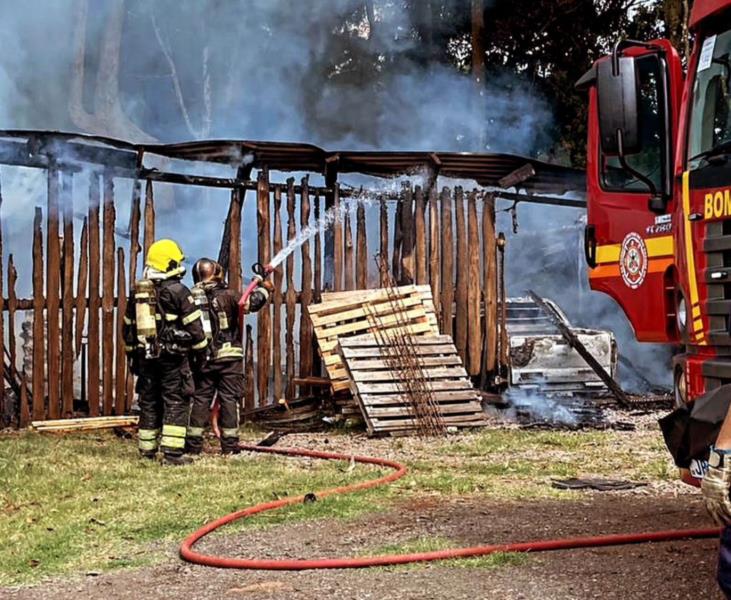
[0,130,585,195]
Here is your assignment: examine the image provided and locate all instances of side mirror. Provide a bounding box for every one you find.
[597,56,641,156]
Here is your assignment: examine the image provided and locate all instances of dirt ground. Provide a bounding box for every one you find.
[3,491,723,599]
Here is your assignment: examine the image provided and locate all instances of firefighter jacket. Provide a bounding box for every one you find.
[124,276,208,358]
[205,282,244,362]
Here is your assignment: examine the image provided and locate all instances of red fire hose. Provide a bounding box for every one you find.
[180,443,722,570]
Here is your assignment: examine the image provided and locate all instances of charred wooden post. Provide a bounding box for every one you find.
[440,187,454,336]
[299,176,314,392]
[7,255,17,379]
[414,186,427,285]
[285,178,296,400]
[244,323,255,413]
[102,174,116,416]
[128,181,141,288]
[497,232,509,374]
[228,187,243,292]
[143,179,155,257]
[379,199,389,287]
[313,193,323,377]
[400,185,415,284]
[31,207,45,421]
[115,248,127,414]
[333,184,343,291]
[87,174,101,417]
[75,220,88,358]
[454,186,468,362]
[467,190,481,375]
[356,201,367,288]
[272,186,284,402]
[61,173,75,416]
[428,188,441,323]
[482,193,497,379]
[343,204,354,290]
[391,192,403,282]
[257,170,272,405]
[0,177,4,415]
[46,166,61,419]
[218,165,252,275]
[323,163,338,290]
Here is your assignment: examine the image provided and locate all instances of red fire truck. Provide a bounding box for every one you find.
[577,0,731,483]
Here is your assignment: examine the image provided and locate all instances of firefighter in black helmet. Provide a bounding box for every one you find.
[186,258,271,454]
[123,239,208,465]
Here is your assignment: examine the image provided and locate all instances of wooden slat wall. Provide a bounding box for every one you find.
[7,176,501,423]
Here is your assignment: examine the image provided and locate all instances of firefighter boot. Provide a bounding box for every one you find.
[163,452,194,466]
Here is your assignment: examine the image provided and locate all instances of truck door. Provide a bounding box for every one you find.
[581,41,683,342]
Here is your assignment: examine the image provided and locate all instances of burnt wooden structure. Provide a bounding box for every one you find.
[0,131,584,425]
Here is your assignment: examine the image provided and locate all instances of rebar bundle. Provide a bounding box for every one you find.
[368,256,446,437]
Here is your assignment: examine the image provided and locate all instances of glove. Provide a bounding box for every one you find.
[702,458,731,526]
[261,279,274,294]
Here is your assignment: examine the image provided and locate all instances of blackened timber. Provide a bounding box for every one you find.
[379,199,389,287]
[440,187,454,337]
[46,166,61,419]
[61,172,74,416]
[528,290,630,408]
[31,208,45,421]
[7,255,17,382]
[428,188,441,324]
[143,179,155,258]
[128,181,141,287]
[466,190,481,375]
[75,220,88,358]
[343,205,354,290]
[115,248,127,414]
[244,324,255,413]
[228,187,242,292]
[299,176,314,393]
[399,185,414,284]
[88,175,101,416]
[313,193,323,378]
[257,169,272,405]
[0,175,4,415]
[482,194,497,379]
[102,175,116,416]
[285,178,296,400]
[454,187,468,363]
[333,184,343,291]
[272,186,283,402]
[356,201,367,288]
[323,165,337,290]
[414,186,427,285]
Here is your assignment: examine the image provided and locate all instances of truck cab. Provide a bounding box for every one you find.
[578,1,731,482]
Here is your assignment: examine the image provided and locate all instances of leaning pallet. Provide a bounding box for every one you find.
[338,334,488,436]
[309,285,439,395]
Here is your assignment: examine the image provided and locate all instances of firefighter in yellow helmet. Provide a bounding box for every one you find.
[123,239,208,465]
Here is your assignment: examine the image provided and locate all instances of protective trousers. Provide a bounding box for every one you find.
[719,526,731,598]
[187,359,243,454]
[136,354,194,457]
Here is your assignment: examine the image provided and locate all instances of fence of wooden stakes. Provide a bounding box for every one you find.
[0,133,585,428]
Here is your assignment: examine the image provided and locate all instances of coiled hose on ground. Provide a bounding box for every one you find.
[180,443,722,570]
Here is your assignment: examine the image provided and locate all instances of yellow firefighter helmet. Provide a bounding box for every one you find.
[146,239,185,273]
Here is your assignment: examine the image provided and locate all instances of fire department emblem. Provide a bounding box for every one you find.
[619,232,648,289]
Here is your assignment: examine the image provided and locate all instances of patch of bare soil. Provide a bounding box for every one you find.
[3,494,722,600]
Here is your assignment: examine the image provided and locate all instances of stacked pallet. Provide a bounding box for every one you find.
[339,335,487,435]
[309,285,439,400]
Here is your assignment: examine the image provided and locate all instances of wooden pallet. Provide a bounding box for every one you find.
[338,334,488,435]
[309,285,439,394]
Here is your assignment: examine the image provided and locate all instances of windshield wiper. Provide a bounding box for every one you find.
[689,140,731,164]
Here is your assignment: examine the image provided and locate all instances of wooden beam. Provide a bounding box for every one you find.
[391,192,403,282]
[356,201,367,288]
[7,255,17,382]
[115,248,127,414]
[400,185,415,284]
[87,174,101,417]
[313,193,323,378]
[440,187,454,337]
[46,166,61,419]
[428,188,441,327]
[467,190,481,375]
[31,208,45,421]
[257,169,272,405]
[128,181,141,288]
[272,185,283,402]
[299,176,313,393]
[228,187,243,292]
[143,179,155,258]
[61,172,75,416]
[454,187,468,362]
[343,204,354,290]
[101,174,116,416]
[333,184,343,292]
[482,193,497,378]
[414,186,427,285]
[285,178,296,400]
[244,323,255,413]
[75,220,88,358]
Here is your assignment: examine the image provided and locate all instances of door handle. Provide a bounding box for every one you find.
[584,225,597,268]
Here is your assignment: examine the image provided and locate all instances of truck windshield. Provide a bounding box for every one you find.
[688,30,731,169]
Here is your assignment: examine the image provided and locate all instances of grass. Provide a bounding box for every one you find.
[0,425,676,586]
[367,536,529,571]
[0,432,390,586]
